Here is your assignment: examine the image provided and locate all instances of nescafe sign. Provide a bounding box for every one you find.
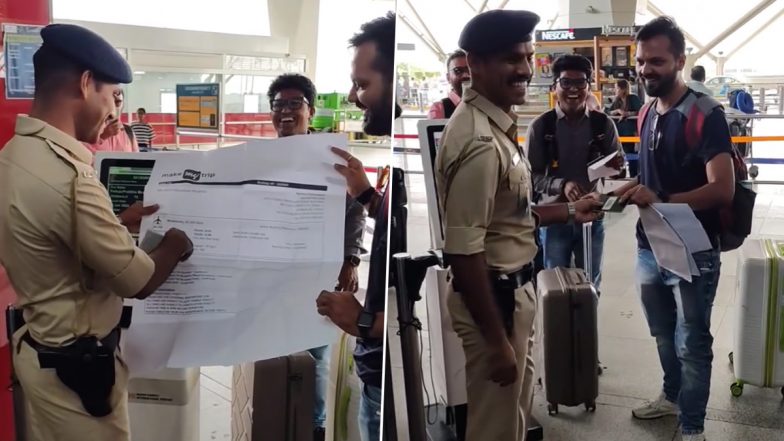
[539,29,576,41]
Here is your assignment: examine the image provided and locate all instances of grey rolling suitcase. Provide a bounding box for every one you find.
[232,352,316,441]
[536,222,599,415]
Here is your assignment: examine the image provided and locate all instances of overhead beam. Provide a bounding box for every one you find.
[463,0,476,13]
[398,13,445,61]
[693,0,776,59]
[724,6,784,60]
[478,0,490,13]
[497,0,510,9]
[647,1,716,61]
[404,0,446,58]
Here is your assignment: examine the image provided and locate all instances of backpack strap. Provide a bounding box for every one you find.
[542,109,558,169]
[441,97,457,119]
[679,93,748,181]
[680,94,721,149]
[123,123,135,142]
[637,100,653,137]
[588,110,608,159]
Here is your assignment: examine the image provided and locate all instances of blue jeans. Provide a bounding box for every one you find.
[540,219,605,288]
[637,248,721,435]
[306,345,330,428]
[359,384,381,441]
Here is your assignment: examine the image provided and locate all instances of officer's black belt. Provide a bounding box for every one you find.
[490,263,535,292]
[21,328,120,365]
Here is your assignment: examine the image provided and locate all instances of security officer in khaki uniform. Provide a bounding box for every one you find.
[435,10,603,441]
[0,24,193,441]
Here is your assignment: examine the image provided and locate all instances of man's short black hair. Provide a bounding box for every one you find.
[349,11,396,80]
[267,73,317,107]
[691,65,706,82]
[636,16,686,58]
[552,55,593,80]
[137,108,146,114]
[446,49,466,68]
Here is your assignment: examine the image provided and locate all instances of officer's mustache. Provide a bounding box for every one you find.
[508,76,532,85]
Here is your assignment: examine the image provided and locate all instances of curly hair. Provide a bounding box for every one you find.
[266,73,317,107]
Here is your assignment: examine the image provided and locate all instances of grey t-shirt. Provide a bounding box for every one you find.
[525,106,622,203]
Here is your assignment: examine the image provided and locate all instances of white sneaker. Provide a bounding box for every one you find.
[681,433,706,441]
[632,392,679,419]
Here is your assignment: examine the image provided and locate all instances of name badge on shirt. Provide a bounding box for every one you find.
[512,153,521,166]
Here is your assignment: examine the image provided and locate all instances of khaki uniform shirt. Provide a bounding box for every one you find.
[0,116,155,347]
[435,88,538,274]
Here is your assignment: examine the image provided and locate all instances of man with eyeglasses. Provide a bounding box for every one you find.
[602,17,734,441]
[527,54,622,292]
[428,49,470,119]
[265,73,367,441]
[84,89,138,157]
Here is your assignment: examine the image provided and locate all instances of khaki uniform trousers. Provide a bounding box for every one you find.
[448,280,538,441]
[13,328,131,441]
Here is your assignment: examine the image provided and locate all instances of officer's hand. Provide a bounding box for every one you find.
[581,192,603,203]
[620,184,660,208]
[331,147,373,199]
[336,261,359,293]
[164,228,194,261]
[119,202,160,234]
[564,181,586,202]
[573,198,604,224]
[102,119,123,140]
[316,290,362,336]
[488,339,518,387]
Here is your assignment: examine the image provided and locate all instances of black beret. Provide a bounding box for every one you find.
[39,24,132,84]
[459,10,540,55]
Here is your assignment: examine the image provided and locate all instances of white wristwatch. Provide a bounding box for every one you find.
[566,202,576,224]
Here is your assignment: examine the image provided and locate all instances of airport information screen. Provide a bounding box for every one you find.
[104,165,153,215]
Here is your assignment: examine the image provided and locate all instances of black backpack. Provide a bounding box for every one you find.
[441,97,457,119]
[534,109,609,202]
[542,109,608,170]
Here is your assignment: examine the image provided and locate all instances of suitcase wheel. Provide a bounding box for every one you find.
[728,351,734,366]
[547,403,558,416]
[749,165,759,179]
[585,402,596,412]
[730,381,744,398]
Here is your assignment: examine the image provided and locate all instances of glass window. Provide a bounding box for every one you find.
[224,75,275,114]
[160,93,177,114]
[126,72,219,114]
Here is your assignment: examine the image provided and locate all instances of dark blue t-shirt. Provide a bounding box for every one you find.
[353,184,389,389]
[636,90,733,250]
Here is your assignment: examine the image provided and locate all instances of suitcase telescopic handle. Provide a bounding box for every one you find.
[583,222,593,282]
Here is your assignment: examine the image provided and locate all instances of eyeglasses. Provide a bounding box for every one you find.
[271,97,309,112]
[451,66,470,76]
[556,77,590,90]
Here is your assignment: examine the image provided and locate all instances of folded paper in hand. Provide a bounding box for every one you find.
[639,203,713,282]
[587,151,620,182]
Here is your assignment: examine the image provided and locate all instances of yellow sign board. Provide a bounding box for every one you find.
[176,83,220,132]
